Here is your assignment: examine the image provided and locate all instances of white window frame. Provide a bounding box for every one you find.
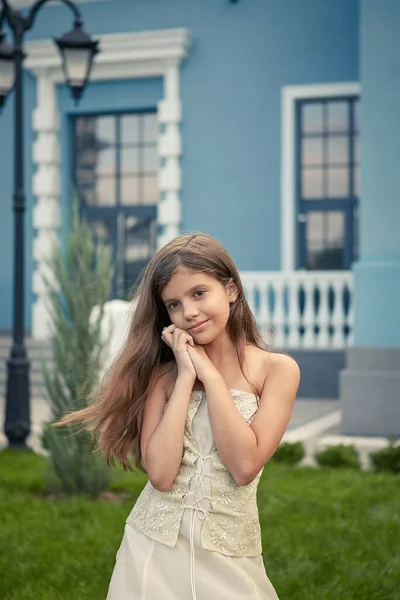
[281,82,360,271]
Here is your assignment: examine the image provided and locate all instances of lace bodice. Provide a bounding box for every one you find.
[126,389,264,557]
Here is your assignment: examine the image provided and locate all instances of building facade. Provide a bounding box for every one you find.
[0,0,399,433]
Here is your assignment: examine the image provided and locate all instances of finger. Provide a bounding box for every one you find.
[161,330,174,345]
[176,330,194,347]
[161,324,175,339]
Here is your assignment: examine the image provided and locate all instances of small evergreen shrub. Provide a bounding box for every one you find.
[41,194,114,496]
[271,441,305,465]
[369,439,400,474]
[315,444,360,469]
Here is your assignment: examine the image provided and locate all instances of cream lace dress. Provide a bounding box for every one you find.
[106,391,279,600]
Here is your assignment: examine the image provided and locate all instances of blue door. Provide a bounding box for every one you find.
[296,97,359,270]
[73,111,158,298]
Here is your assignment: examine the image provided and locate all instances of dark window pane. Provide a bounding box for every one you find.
[143,113,158,143]
[121,146,140,175]
[327,136,348,165]
[95,148,116,177]
[96,116,115,145]
[121,176,139,205]
[76,147,99,169]
[327,167,349,197]
[95,177,116,206]
[77,165,96,206]
[326,212,344,247]
[75,118,99,167]
[307,211,324,246]
[302,168,323,198]
[90,219,113,249]
[302,137,323,166]
[307,211,344,269]
[121,114,139,144]
[123,215,157,295]
[78,184,95,207]
[77,166,96,188]
[143,146,158,173]
[327,101,348,133]
[142,175,159,205]
[302,103,323,134]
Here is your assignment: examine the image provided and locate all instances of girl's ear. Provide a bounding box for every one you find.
[227,278,238,303]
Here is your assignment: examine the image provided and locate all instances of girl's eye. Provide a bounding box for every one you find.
[194,290,205,298]
[167,301,179,310]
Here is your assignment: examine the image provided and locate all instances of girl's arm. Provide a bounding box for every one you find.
[141,325,197,492]
[141,370,194,492]
[195,352,300,486]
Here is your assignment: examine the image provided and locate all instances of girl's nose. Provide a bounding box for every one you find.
[183,302,200,320]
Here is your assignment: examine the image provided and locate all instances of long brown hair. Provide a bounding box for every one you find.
[55,233,266,471]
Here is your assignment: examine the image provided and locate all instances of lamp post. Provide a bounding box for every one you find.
[0,0,99,449]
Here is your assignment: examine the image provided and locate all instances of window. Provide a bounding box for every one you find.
[296,97,359,270]
[73,111,158,298]
[75,112,158,208]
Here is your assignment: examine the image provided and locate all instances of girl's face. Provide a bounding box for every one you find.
[161,267,237,344]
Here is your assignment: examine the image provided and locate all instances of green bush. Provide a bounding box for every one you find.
[271,441,305,465]
[315,444,361,469]
[41,193,114,497]
[370,439,400,474]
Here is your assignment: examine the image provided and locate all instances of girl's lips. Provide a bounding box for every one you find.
[188,319,209,332]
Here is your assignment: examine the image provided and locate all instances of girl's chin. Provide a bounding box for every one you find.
[192,331,214,344]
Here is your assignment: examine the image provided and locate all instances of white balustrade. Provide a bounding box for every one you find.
[240,271,353,350]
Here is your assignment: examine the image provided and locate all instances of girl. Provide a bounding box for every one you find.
[58,233,300,600]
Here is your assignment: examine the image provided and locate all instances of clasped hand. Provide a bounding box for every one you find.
[161,324,218,383]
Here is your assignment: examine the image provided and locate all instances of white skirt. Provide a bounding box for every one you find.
[106,515,280,600]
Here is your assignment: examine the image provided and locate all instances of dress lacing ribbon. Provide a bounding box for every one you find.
[182,452,212,600]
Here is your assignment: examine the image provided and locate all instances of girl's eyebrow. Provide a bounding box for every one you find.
[163,283,208,304]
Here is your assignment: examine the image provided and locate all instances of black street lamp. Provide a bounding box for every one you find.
[0,0,99,449]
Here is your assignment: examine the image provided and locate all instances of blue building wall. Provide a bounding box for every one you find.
[0,0,359,330]
[353,0,400,347]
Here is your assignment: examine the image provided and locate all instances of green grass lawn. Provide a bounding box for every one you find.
[0,449,399,600]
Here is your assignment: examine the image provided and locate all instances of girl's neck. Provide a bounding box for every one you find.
[203,331,239,371]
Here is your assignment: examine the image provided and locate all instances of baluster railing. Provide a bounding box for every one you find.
[240,271,353,350]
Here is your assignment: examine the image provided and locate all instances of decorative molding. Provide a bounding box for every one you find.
[26,28,191,339]
[24,29,191,80]
[281,82,360,271]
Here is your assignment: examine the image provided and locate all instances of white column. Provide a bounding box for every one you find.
[157,62,182,249]
[31,73,60,340]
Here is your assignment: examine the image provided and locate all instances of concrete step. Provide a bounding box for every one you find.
[0,338,52,398]
[0,370,47,384]
[0,384,47,398]
[0,357,54,372]
[0,337,52,348]
[0,347,53,360]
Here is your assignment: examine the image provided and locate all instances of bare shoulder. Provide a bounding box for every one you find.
[268,352,300,378]
[262,352,301,400]
[245,345,300,393]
